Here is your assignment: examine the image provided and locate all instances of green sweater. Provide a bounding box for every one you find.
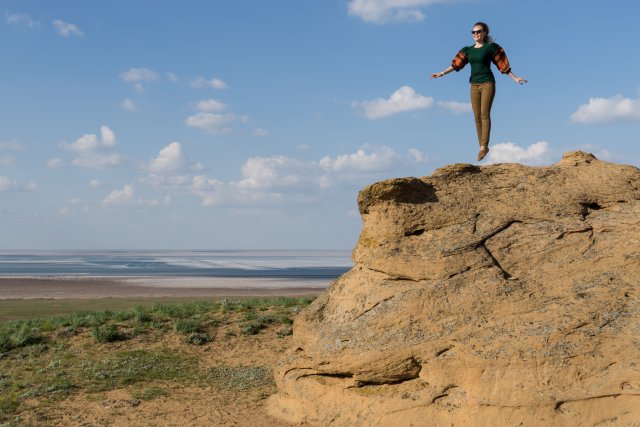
[451,42,512,84]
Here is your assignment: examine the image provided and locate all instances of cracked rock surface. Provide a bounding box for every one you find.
[268,152,640,426]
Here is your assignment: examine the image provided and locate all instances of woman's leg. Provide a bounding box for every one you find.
[470,84,483,147]
[479,82,496,149]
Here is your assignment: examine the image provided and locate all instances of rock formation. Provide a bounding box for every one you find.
[268,152,640,426]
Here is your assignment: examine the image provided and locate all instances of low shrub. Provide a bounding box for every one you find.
[92,324,124,343]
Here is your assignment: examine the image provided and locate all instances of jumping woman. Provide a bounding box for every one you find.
[431,22,527,161]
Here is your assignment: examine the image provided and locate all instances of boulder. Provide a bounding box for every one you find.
[268,152,640,426]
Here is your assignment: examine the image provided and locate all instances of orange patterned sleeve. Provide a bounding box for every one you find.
[451,49,468,71]
[491,44,511,74]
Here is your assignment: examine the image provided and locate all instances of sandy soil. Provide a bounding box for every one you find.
[13,318,300,426]
[0,276,328,299]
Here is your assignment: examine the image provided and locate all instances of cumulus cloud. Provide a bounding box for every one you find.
[140,144,430,208]
[253,128,269,137]
[102,184,162,207]
[142,143,207,192]
[353,86,433,120]
[63,125,122,169]
[120,67,159,83]
[191,77,229,90]
[0,141,24,150]
[119,67,159,93]
[0,155,16,166]
[185,97,240,133]
[102,185,135,205]
[6,13,40,29]
[53,19,83,37]
[121,98,137,112]
[235,156,317,190]
[484,141,551,165]
[47,158,64,168]
[437,100,472,114]
[148,142,185,174]
[347,0,448,24]
[185,112,237,133]
[319,146,398,173]
[408,148,428,163]
[196,99,227,112]
[0,176,37,192]
[570,95,640,124]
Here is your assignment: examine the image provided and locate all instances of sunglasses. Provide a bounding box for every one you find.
[471,30,484,35]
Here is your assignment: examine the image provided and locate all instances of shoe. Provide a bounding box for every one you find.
[477,146,489,161]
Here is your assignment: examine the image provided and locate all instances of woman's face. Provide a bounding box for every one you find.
[471,25,485,43]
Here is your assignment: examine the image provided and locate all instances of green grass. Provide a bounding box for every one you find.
[0,296,314,423]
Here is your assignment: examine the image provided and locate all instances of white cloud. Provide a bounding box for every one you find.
[148,142,185,174]
[119,68,159,93]
[47,158,64,168]
[102,184,135,205]
[191,77,229,90]
[0,176,13,191]
[138,145,431,208]
[0,155,16,166]
[484,141,551,165]
[408,148,428,163]
[120,68,159,83]
[348,0,447,24]
[89,179,103,188]
[63,126,122,169]
[437,100,472,114]
[190,175,226,206]
[53,19,84,37]
[0,176,37,192]
[101,126,116,148]
[166,72,179,82]
[6,13,40,29]
[253,128,269,137]
[0,141,24,150]
[353,86,433,120]
[196,99,228,112]
[102,184,160,207]
[185,112,236,133]
[121,98,137,112]
[236,156,317,190]
[319,146,398,173]
[570,95,640,124]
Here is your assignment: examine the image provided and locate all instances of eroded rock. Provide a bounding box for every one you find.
[268,152,640,426]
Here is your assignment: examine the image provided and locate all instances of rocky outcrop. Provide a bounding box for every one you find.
[268,152,640,426]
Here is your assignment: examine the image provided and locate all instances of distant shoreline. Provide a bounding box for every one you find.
[0,276,330,300]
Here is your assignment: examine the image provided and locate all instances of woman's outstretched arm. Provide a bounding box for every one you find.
[431,65,454,79]
[508,71,527,85]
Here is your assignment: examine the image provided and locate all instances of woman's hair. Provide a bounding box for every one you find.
[473,21,494,43]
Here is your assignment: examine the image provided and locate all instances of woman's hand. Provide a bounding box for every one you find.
[512,75,527,85]
[430,72,444,79]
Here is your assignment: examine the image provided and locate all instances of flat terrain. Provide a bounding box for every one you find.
[0,276,327,300]
[0,297,314,426]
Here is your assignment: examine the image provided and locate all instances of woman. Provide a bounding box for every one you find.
[431,22,527,161]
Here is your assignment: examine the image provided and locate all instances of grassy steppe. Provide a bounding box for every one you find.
[0,297,313,426]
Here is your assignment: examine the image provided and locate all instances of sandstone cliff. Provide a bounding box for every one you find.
[268,152,640,426]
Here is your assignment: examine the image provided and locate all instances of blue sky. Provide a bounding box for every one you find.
[1,0,638,250]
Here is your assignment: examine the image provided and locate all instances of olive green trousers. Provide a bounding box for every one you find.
[470,82,496,148]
